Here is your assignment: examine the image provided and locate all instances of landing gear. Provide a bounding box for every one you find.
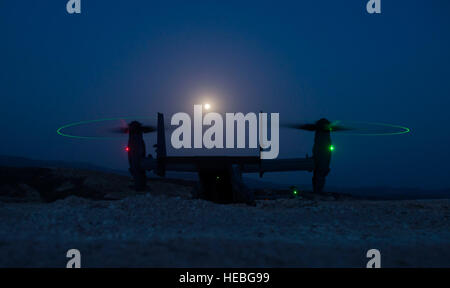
[312,169,329,194]
[130,168,146,191]
[198,171,232,203]
[197,165,255,204]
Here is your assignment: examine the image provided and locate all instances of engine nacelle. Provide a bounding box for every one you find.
[312,118,333,193]
[127,121,147,190]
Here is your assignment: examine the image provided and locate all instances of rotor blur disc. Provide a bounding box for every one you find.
[329,121,410,136]
[56,117,156,139]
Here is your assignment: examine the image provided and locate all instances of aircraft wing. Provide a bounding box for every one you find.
[141,156,314,173]
[244,158,314,173]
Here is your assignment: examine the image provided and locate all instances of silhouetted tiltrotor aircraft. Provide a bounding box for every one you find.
[114,114,350,204]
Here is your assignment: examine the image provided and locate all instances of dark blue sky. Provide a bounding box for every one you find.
[1,1,449,189]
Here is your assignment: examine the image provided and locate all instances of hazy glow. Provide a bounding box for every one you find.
[204,103,211,110]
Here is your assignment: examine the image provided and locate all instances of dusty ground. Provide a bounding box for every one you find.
[0,167,449,267]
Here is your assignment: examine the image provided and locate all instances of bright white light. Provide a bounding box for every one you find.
[204,103,211,110]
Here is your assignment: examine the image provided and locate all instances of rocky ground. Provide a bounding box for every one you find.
[0,167,449,267]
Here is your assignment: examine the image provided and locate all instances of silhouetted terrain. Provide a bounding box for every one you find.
[0,164,449,267]
[0,155,126,175]
[1,155,449,200]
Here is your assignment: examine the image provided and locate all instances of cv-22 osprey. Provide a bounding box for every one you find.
[117,113,345,204]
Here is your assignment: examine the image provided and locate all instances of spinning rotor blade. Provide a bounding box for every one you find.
[284,120,410,135]
[109,122,157,134]
[109,127,129,134]
[327,124,353,132]
[140,125,157,133]
[283,121,354,132]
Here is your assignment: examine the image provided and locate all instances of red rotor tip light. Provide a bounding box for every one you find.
[125,146,130,152]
